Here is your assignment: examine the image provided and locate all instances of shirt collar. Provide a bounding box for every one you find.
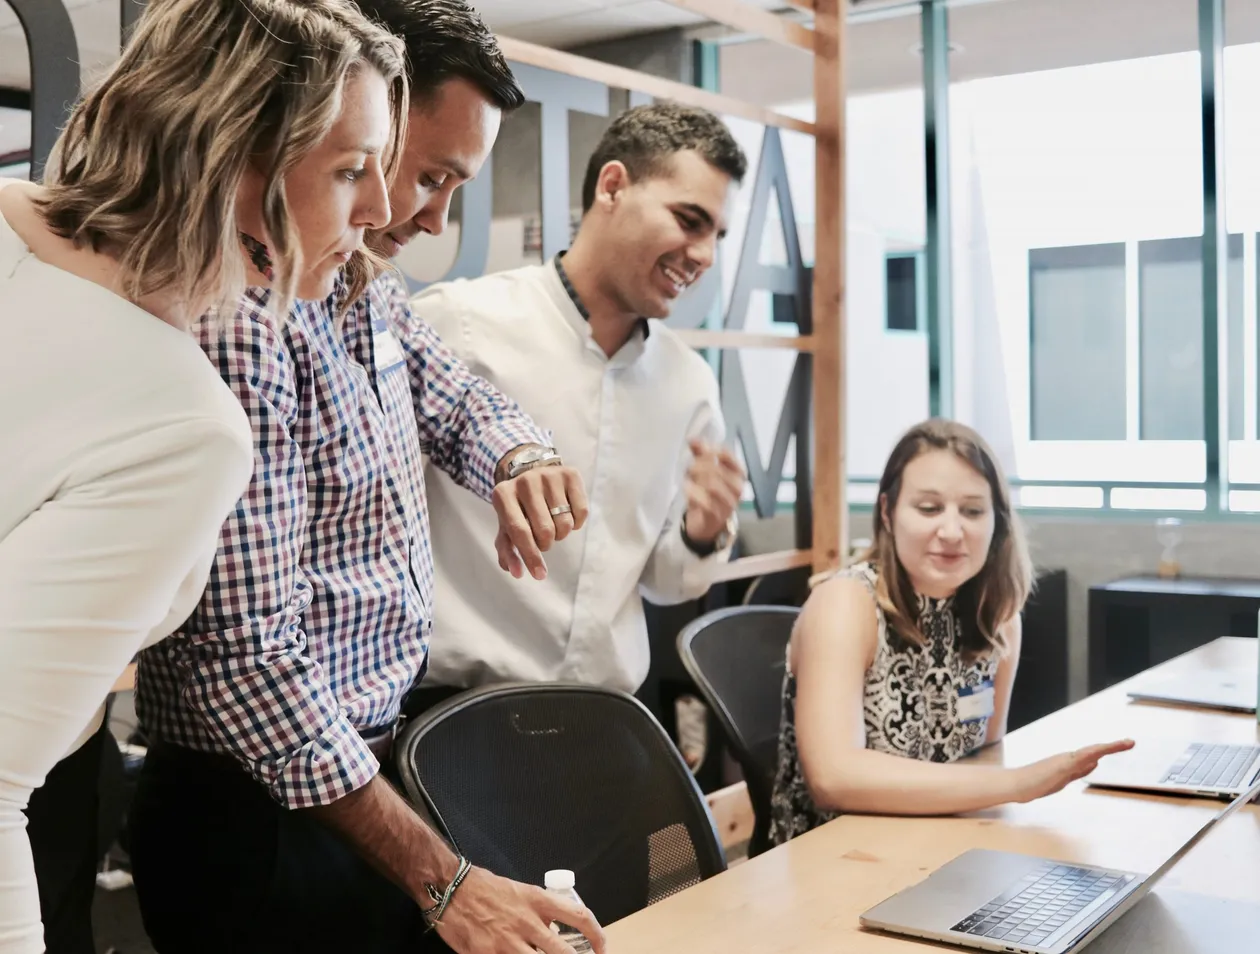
[553,252,650,341]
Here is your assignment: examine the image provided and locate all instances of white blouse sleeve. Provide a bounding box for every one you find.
[0,418,251,953]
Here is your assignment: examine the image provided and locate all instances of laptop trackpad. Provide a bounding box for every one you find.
[861,849,1049,931]
[1086,739,1199,790]
[1087,889,1260,953]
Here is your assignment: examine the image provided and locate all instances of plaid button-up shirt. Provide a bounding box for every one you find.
[135,271,547,809]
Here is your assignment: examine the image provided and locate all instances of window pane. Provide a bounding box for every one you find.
[1225,32,1260,493]
[1139,237,1202,440]
[886,255,919,331]
[950,0,1202,483]
[1137,235,1242,441]
[1030,244,1127,440]
[1109,487,1207,511]
[1227,238,1246,443]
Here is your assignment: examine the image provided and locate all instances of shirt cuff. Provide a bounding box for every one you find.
[265,716,380,809]
[473,422,552,497]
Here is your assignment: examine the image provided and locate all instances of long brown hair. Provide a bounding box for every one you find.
[866,419,1033,657]
[37,0,408,323]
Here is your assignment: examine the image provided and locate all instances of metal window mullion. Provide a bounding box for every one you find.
[1200,0,1226,511]
[8,0,80,179]
[1248,232,1259,442]
[691,39,723,376]
[122,0,145,42]
[922,0,953,418]
[1125,240,1140,441]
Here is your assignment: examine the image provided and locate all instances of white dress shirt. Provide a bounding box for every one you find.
[414,259,733,694]
[0,203,253,953]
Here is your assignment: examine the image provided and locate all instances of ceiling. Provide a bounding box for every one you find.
[8,0,1260,95]
[722,0,1260,104]
[0,0,789,90]
[467,0,787,47]
[6,0,1260,151]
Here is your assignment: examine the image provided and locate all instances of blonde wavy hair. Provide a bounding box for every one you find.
[38,0,408,322]
[865,419,1033,659]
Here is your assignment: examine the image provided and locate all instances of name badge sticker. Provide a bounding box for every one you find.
[957,680,996,724]
[372,319,406,374]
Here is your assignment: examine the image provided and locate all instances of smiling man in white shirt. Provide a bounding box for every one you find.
[412,103,748,703]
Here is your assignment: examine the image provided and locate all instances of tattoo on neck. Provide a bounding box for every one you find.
[239,231,274,281]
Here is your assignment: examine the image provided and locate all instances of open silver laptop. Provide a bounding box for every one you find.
[1127,671,1257,714]
[858,773,1260,954]
[1085,738,1260,799]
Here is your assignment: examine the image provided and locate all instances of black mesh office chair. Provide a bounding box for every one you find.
[394,683,726,926]
[676,605,799,857]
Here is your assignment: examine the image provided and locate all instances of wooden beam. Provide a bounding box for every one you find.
[672,330,816,351]
[665,0,815,51]
[811,0,848,575]
[709,548,814,584]
[705,781,755,854]
[497,36,817,137]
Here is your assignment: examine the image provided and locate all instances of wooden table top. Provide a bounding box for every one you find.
[606,637,1260,953]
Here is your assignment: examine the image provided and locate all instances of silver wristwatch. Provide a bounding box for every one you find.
[505,445,563,480]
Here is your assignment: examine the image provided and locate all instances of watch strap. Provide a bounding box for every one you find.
[681,513,735,557]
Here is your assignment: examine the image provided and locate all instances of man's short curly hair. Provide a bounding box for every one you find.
[580,102,747,213]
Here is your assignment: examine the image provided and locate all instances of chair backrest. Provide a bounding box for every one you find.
[394,683,726,926]
[676,605,799,857]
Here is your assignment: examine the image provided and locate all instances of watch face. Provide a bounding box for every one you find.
[508,446,559,478]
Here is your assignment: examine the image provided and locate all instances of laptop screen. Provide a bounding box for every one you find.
[1141,770,1260,890]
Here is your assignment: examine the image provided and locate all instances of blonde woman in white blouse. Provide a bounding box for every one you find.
[0,1,408,950]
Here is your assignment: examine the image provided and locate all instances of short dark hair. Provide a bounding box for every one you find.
[580,102,747,213]
[354,0,525,111]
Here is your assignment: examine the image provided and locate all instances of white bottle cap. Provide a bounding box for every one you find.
[545,869,576,891]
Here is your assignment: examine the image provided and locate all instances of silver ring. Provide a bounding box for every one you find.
[549,504,573,517]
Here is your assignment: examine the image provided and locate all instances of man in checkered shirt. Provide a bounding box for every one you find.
[128,4,604,953]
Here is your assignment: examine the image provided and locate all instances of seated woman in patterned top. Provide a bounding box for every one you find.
[769,419,1134,845]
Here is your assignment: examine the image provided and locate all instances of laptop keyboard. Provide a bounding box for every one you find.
[951,862,1131,949]
[1161,743,1260,789]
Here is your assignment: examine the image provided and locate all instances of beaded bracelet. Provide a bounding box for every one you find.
[421,856,473,930]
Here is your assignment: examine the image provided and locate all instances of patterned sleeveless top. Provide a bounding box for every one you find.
[768,561,999,846]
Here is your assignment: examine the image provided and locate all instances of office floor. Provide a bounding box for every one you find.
[94,883,154,954]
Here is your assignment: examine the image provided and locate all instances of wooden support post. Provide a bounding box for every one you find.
[810,0,848,575]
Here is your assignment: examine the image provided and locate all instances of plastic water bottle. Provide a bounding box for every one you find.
[545,869,594,954]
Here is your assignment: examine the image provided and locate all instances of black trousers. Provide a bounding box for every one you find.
[128,742,453,954]
[24,722,108,954]
[400,684,466,723]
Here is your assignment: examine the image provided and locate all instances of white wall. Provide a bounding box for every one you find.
[396,216,536,285]
[846,91,931,478]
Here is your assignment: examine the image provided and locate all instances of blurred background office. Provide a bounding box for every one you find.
[7,1,1260,949]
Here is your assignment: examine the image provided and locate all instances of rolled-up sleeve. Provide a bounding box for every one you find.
[145,311,378,809]
[399,275,549,500]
